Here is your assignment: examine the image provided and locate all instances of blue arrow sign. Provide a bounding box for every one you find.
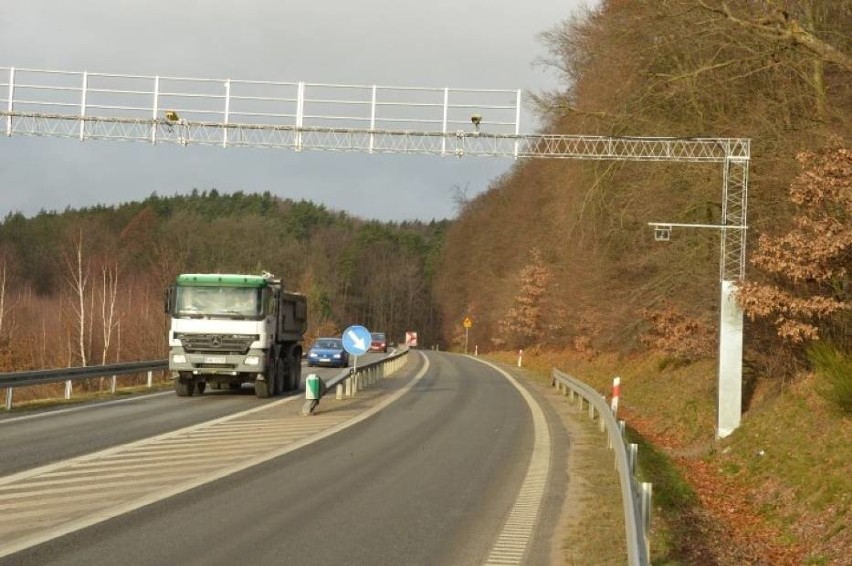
[342,325,371,356]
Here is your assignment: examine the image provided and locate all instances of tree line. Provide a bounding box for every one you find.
[0,191,446,371]
[1,1,848,390]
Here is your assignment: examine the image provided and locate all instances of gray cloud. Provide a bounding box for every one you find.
[1,0,589,221]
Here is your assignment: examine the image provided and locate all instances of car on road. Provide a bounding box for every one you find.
[307,337,350,368]
[369,332,388,353]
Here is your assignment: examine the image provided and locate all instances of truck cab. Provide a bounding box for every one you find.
[165,273,307,398]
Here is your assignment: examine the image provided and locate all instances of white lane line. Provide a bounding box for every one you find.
[472,357,552,566]
[0,354,429,559]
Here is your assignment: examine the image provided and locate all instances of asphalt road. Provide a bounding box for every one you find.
[0,355,381,476]
[1,351,570,565]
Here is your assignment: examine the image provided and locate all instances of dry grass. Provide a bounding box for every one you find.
[558,401,627,565]
[515,366,628,565]
[489,348,850,565]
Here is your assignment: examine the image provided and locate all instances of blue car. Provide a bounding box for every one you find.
[307,337,350,368]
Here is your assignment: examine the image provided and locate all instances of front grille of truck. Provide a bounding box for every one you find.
[177,334,257,354]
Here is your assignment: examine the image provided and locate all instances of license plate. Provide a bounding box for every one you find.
[204,356,226,364]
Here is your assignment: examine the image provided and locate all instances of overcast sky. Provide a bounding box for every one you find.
[1,1,590,222]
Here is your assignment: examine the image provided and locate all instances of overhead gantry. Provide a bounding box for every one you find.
[1,66,749,437]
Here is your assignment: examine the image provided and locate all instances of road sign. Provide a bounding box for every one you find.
[342,325,371,356]
[463,317,472,328]
[405,331,418,348]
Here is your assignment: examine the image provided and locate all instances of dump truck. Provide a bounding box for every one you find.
[165,272,307,398]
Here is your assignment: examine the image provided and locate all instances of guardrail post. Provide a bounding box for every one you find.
[589,399,595,420]
[5,387,11,411]
[640,481,653,558]
[64,380,72,400]
[628,442,638,475]
[615,420,627,470]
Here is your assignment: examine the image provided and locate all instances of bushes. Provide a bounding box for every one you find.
[808,342,852,413]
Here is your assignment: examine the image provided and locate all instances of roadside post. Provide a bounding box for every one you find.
[463,316,472,354]
[611,376,621,415]
[301,373,325,416]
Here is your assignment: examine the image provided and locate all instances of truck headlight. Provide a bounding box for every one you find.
[244,355,260,366]
[172,354,187,364]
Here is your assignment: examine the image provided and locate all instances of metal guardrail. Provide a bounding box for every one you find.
[0,348,411,413]
[302,347,410,415]
[0,360,169,411]
[551,368,652,566]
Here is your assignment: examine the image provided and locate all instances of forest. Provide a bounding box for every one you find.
[0,1,849,562]
[0,0,848,384]
[437,0,849,380]
[0,191,447,371]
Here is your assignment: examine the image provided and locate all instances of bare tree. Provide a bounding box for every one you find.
[64,230,89,367]
[451,183,472,215]
[697,1,852,71]
[99,263,120,365]
[0,259,7,340]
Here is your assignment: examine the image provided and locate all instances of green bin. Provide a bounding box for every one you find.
[306,374,323,400]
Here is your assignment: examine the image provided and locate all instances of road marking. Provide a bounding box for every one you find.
[0,391,174,425]
[472,357,552,566]
[0,354,428,558]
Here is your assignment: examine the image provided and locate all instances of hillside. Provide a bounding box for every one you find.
[437,1,850,563]
[0,1,848,561]
[0,191,447,373]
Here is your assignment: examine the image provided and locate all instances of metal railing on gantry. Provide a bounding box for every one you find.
[1,64,751,438]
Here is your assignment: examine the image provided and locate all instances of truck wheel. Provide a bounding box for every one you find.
[195,381,206,395]
[288,353,302,391]
[176,377,194,397]
[274,355,286,396]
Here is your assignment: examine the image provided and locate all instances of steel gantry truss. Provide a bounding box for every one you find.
[1,66,750,436]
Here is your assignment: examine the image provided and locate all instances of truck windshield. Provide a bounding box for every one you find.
[174,286,264,319]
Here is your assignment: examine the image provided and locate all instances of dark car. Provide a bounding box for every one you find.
[369,332,388,353]
[307,337,349,368]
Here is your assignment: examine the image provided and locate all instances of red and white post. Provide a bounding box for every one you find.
[611,376,621,415]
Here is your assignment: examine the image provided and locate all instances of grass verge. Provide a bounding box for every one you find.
[487,348,850,565]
